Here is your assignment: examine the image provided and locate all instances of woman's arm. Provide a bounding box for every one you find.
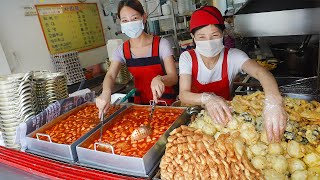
[179,74,202,105]
[179,74,232,125]
[102,61,122,96]
[96,60,122,116]
[151,55,178,101]
[242,60,287,142]
[242,60,281,97]
[161,55,178,86]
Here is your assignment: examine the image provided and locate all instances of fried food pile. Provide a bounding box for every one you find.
[160,126,263,180]
[231,91,320,145]
[231,91,320,122]
[256,60,277,71]
[189,92,320,180]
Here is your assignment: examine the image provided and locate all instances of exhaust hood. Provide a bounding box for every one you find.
[234,0,320,37]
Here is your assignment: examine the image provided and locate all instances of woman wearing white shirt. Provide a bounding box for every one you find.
[179,6,287,142]
[96,0,178,116]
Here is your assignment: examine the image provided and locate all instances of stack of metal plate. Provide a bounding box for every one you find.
[0,72,36,149]
[33,72,68,113]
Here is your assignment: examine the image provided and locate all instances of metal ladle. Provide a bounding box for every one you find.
[131,100,156,141]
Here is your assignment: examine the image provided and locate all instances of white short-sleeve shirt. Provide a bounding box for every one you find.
[111,38,173,63]
[179,48,250,85]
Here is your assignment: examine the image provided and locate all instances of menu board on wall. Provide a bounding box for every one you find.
[35,3,106,54]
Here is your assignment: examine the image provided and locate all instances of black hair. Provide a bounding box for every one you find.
[191,24,226,35]
[117,0,145,19]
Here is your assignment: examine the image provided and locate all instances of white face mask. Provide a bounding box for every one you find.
[121,20,144,38]
[195,38,224,57]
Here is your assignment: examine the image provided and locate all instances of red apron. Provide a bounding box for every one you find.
[123,36,176,105]
[189,48,231,100]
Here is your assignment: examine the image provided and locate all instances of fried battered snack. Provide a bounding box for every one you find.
[231,91,320,123]
[188,90,320,179]
[160,126,263,180]
[257,60,277,71]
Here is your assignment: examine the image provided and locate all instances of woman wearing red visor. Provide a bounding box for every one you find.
[96,0,177,115]
[179,6,287,142]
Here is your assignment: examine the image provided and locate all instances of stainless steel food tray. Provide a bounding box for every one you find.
[26,102,126,162]
[76,104,190,178]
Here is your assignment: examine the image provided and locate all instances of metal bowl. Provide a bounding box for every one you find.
[2,131,16,136]
[282,93,318,101]
[0,101,17,107]
[17,94,33,104]
[5,144,21,149]
[0,126,17,132]
[0,109,18,115]
[17,83,32,92]
[17,106,35,118]
[4,139,15,145]
[22,112,35,122]
[0,96,18,102]
[0,82,20,90]
[1,122,20,128]
[3,136,15,141]
[0,113,18,120]
[0,104,17,111]
[0,73,31,84]
[0,118,19,124]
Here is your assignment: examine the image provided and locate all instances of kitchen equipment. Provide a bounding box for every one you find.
[99,113,104,142]
[120,88,136,104]
[146,0,162,17]
[279,76,317,95]
[0,72,36,149]
[99,97,122,142]
[270,42,318,76]
[76,104,188,177]
[131,100,155,141]
[26,102,126,162]
[33,72,68,113]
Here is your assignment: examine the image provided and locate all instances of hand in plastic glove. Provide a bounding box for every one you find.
[201,93,232,126]
[151,75,165,103]
[263,94,288,143]
[96,91,111,118]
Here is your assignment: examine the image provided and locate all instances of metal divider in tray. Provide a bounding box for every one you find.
[26,102,126,162]
[76,104,189,178]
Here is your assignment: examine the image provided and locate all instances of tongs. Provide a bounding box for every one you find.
[131,100,156,141]
[99,97,121,142]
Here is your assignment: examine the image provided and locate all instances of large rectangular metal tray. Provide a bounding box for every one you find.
[76,104,189,178]
[25,102,126,162]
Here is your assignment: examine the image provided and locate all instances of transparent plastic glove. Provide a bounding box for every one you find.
[263,94,288,143]
[96,91,111,118]
[201,93,232,126]
[151,75,165,103]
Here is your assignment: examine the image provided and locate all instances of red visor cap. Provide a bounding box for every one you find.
[190,6,224,33]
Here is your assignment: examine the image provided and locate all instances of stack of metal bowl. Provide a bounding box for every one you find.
[33,72,68,113]
[0,72,36,149]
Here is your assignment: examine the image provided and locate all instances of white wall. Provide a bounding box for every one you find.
[0,42,11,75]
[0,0,113,73]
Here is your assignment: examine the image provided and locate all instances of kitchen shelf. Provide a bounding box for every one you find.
[149,15,173,21]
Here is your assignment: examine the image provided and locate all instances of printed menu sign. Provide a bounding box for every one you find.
[35,3,106,54]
